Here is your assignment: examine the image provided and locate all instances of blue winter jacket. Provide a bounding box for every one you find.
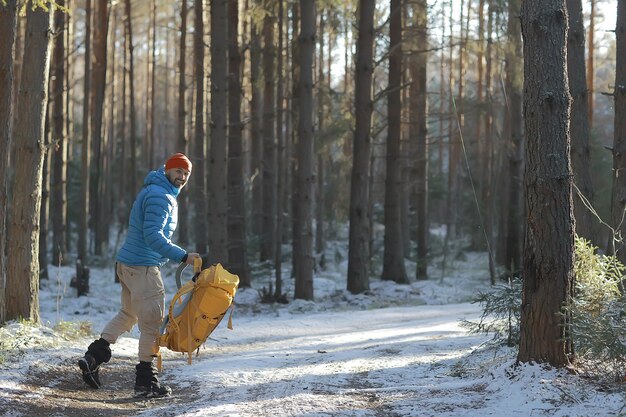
[116,167,187,266]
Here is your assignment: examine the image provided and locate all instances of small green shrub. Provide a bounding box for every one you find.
[460,277,521,347]
[565,237,626,380]
[572,237,623,315]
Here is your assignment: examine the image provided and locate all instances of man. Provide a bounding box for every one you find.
[78,153,200,398]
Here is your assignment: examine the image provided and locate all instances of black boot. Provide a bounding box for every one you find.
[78,338,111,389]
[134,361,172,398]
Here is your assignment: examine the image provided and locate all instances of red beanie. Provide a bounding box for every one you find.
[165,153,192,172]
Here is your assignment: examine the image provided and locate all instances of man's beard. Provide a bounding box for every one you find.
[167,174,186,188]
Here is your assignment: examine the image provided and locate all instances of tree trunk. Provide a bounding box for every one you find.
[315,10,326,269]
[192,0,208,254]
[290,1,300,280]
[382,0,408,284]
[444,0,458,263]
[250,1,263,240]
[282,0,292,248]
[143,5,152,170]
[610,0,626,263]
[92,0,109,256]
[485,0,496,284]
[162,15,170,158]
[118,7,128,226]
[518,0,574,367]
[436,2,446,226]
[79,0,92,263]
[6,4,53,322]
[504,0,523,272]
[104,4,116,252]
[124,0,138,205]
[316,153,325,267]
[567,0,594,243]
[149,0,157,169]
[11,7,21,118]
[476,0,485,182]
[260,0,277,263]
[208,0,229,265]
[411,0,428,280]
[227,0,249,286]
[347,0,375,295]
[274,0,285,297]
[39,114,50,279]
[177,0,189,245]
[65,0,74,252]
[587,0,595,129]
[51,0,67,267]
[0,0,17,324]
[294,0,315,300]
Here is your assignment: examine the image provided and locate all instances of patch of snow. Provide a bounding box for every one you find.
[0,243,624,416]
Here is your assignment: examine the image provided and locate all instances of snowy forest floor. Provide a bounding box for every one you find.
[1,245,626,416]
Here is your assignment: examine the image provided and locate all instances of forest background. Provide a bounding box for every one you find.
[0,0,623,369]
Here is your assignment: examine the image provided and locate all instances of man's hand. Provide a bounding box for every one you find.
[185,252,201,265]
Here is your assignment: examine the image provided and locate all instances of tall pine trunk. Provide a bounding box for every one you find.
[39,112,50,280]
[444,0,459,263]
[118,7,128,226]
[177,0,189,245]
[274,0,286,296]
[485,0,496,284]
[250,1,263,240]
[518,0,574,367]
[294,0,315,300]
[51,1,67,266]
[6,4,53,322]
[587,0,595,128]
[192,0,208,254]
[124,0,138,205]
[382,0,408,284]
[79,0,92,263]
[504,0,524,272]
[0,0,18,324]
[227,0,249,286]
[92,0,109,255]
[347,0,375,294]
[208,0,229,264]
[148,0,157,169]
[260,0,277,262]
[411,0,428,280]
[65,0,74,251]
[290,1,300,281]
[610,0,626,263]
[567,0,594,243]
[315,10,326,269]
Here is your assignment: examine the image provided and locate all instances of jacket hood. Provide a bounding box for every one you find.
[144,167,180,197]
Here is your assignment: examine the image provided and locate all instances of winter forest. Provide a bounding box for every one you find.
[1,0,626,414]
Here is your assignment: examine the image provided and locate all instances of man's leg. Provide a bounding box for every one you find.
[101,263,139,343]
[133,266,170,397]
[79,263,138,389]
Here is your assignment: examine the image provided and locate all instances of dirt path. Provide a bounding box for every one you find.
[5,357,199,417]
[1,304,488,416]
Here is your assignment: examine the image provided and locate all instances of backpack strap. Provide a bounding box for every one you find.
[187,311,193,365]
[227,302,235,330]
[152,338,163,372]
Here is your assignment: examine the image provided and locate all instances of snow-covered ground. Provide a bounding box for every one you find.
[1,244,625,416]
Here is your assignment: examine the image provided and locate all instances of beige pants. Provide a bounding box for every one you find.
[101,263,165,362]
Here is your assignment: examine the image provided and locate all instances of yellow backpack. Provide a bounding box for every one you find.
[156,260,239,368]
